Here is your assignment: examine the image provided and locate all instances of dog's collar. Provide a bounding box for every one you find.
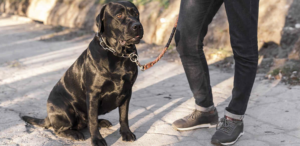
[95,33,138,58]
[95,33,142,69]
[96,33,118,55]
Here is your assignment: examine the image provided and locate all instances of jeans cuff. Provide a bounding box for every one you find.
[225,110,244,120]
[195,104,215,112]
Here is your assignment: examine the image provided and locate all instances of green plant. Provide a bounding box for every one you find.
[95,0,120,5]
[130,0,149,5]
[9,0,27,2]
[95,0,170,9]
[269,68,280,76]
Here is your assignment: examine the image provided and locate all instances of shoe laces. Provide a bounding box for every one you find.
[187,110,200,119]
[216,117,237,134]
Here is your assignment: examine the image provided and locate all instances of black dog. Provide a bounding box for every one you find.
[22,1,143,146]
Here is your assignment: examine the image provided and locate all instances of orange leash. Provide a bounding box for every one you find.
[135,16,178,71]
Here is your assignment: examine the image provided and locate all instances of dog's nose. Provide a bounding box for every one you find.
[131,22,142,30]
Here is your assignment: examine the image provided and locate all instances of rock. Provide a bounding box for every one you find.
[275,72,282,80]
[288,38,300,60]
[258,58,273,70]
[0,0,29,16]
[259,42,280,58]
[26,0,56,23]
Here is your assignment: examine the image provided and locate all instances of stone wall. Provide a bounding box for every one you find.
[0,0,30,16]
[0,0,297,50]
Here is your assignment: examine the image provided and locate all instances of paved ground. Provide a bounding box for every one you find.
[0,16,300,146]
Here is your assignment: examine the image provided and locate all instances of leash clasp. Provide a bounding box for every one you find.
[129,53,138,62]
[127,53,145,71]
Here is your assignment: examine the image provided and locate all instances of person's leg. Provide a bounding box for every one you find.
[211,0,259,145]
[224,0,259,117]
[172,0,223,131]
[176,0,223,111]
[225,0,259,119]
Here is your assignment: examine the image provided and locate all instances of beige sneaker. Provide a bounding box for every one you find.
[172,108,219,131]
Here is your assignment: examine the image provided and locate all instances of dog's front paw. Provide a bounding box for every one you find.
[91,138,107,146]
[120,130,136,142]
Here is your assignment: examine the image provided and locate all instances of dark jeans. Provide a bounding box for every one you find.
[175,0,259,115]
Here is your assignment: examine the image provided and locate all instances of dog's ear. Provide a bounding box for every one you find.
[96,4,107,33]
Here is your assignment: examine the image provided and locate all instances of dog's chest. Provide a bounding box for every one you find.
[98,70,136,113]
[108,73,132,95]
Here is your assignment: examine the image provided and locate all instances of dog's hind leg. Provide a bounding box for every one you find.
[47,102,85,141]
[98,119,112,128]
[49,113,85,141]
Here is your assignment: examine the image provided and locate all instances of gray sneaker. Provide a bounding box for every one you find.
[211,117,244,146]
[172,108,219,131]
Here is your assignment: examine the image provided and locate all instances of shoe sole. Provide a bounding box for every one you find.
[211,132,244,146]
[174,123,217,131]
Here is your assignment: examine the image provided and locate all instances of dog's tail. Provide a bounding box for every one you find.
[21,116,51,128]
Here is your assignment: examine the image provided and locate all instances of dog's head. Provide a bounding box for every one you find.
[96,1,143,55]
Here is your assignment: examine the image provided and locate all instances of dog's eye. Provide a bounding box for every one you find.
[135,13,139,17]
[116,14,122,19]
